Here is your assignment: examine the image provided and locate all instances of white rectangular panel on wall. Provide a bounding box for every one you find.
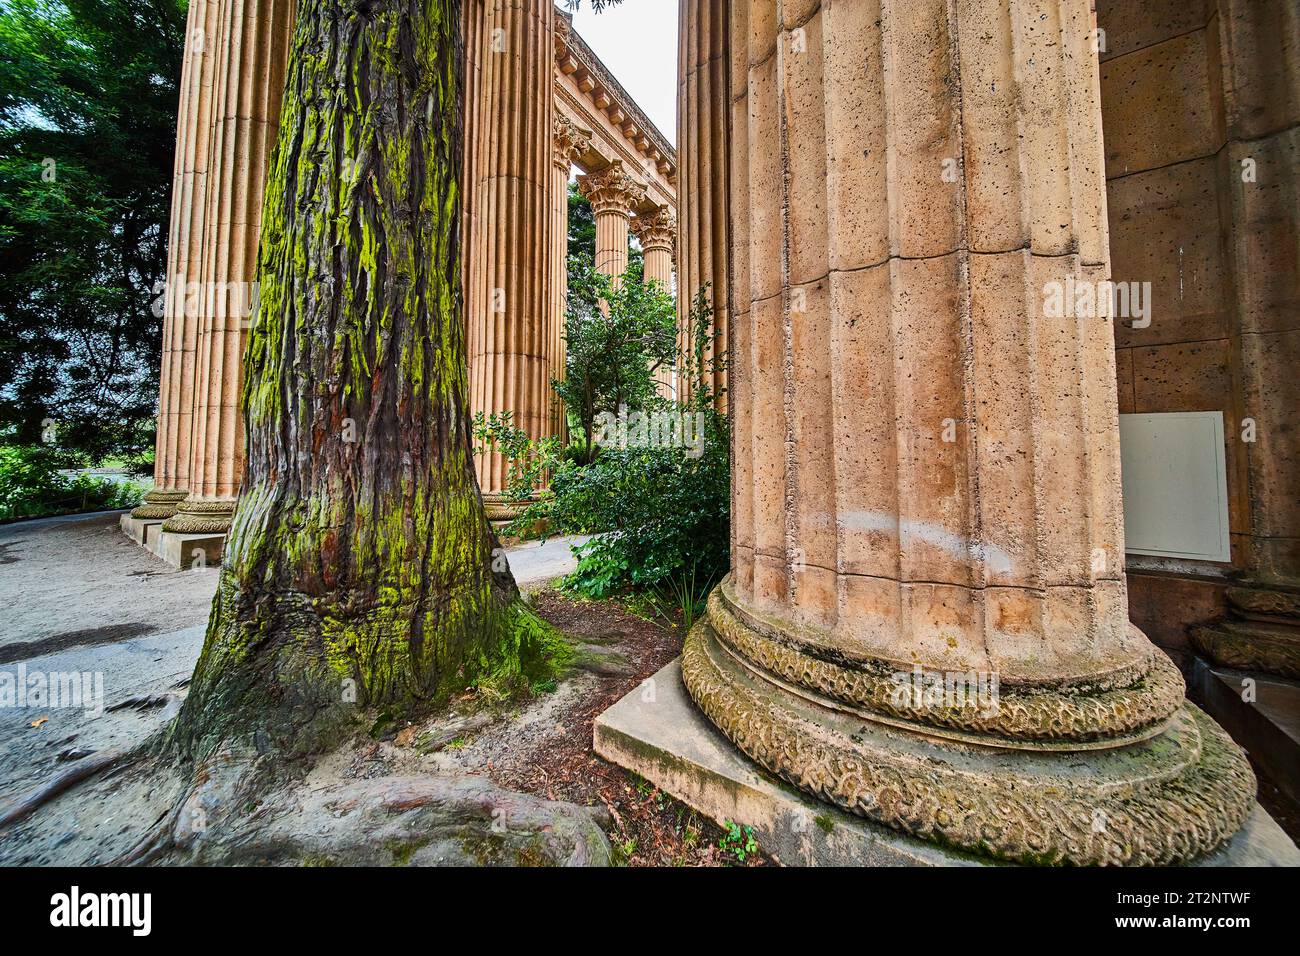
[1118,412,1231,562]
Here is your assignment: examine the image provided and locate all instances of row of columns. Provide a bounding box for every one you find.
[136,0,680,534]
[134,0,294,534]
[136,0,1263,864]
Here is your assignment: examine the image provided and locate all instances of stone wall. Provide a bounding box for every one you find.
[1098,0,1300,665]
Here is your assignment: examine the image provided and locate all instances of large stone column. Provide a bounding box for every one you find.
[132,0,222,521]
[630,204,677,397]
[683,0,1253,865]
[1188,1,1300,677]
[163,0,294,537]
[549,114,590,437]
[675,0,730,411]
[464,0,555,517]
[578,161,644,286]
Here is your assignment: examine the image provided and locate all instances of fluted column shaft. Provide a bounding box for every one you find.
[676,0,730,411]
[595,210,629,282]
[1217,1,1300,588]
[729,0,1138,682]
[677,0,1254,868]
[465,0,556,501]
[134,0,223,520]
[164,0,294,534]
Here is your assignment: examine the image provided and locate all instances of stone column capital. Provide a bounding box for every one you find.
[630,204,677,254]
[577,161,645,218]
[553,113,590,171]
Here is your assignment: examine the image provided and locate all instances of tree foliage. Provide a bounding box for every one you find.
[0,0,186,465]
[554,254,676,457]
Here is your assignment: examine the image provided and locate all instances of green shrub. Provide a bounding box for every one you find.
[471,410,561,504]
[0,441,145,521]
[511,405,730,605]
[486,282,730,611]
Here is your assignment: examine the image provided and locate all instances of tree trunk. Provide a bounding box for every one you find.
[171,0,553,760]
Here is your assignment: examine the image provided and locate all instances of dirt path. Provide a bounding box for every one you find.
[0,512,218,659]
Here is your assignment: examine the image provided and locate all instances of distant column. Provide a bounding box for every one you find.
[132,0,222,521]
[549,114,590,437]
[631,205,677,397]
[163,0,294,536]
[578,161,644,286]
[631,205,676,289]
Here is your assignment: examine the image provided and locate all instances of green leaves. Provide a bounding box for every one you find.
[554,253,678,452]
[0,437,144,520]
[718,821,758,864]
[0,0,185,463]
[551,410,731,600]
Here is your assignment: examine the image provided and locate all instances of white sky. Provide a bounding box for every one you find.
[566,0,679,146]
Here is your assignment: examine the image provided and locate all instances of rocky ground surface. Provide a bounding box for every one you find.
[0,512,750,866]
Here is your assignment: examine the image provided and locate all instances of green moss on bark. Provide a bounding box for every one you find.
[169,0,558,761]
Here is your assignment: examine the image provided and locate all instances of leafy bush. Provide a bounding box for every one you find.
[541,409,730,599]
[486,281,730,612]
[553,255,677,457]
[471,410,561,504]
[0,441,145,522]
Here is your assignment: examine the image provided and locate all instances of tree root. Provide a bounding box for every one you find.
[0,746,143,829]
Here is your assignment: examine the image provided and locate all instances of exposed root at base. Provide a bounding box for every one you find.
[0,746,144,829]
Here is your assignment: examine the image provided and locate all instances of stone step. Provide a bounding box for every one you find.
[1226,586,1300,620]
[1192,659,1300,809]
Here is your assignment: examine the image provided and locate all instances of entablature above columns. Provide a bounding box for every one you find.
[553,6,676,217]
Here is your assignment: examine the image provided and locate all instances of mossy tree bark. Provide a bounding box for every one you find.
[171,0,546,760]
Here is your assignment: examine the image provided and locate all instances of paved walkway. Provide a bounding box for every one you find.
[0,511,585,800]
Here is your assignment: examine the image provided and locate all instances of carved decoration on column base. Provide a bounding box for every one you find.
[161,497,237,535]
[706,585,1186,747]
[130,488,190,520]
[683,578,1256,866]
[481,493,532,524]
[1191,585,1300,681]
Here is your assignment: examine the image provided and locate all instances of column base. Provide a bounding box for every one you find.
[119,511,165,548]
[595,658,1299,867]
[1191,585,1300,680]
[481,494,548,539]
[673,579,1257,866]
[161,497,237,535]
[130,487,189,520]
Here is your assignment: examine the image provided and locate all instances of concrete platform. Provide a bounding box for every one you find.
[1193,659,1300,807]
[595,658,1300,867]
[158,530,226,569]
[118,512,163,548]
